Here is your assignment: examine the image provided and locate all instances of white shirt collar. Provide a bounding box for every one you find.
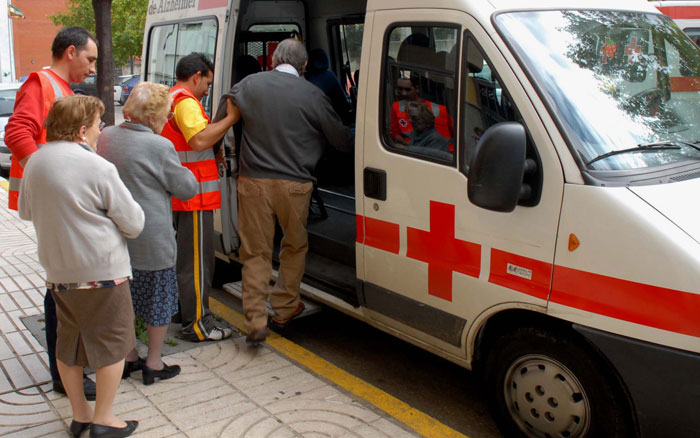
[274,64,299,77]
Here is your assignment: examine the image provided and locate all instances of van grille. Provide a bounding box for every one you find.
[670,172,700,182]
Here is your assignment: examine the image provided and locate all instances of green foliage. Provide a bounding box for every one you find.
[49,0,148,66]
[134,315,148,344]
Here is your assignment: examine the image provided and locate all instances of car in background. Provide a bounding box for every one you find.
[119,75,140,105]
[70,74,98,96]
[114,75,134,105]
[0,83,21,178]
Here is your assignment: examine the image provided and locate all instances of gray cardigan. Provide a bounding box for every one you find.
[222,69,353,183]
[98,122,197,271]
[18,141,144,283]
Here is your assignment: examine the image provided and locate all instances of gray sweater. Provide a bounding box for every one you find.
[98,122,197,271]
[226,70,353,183]
[18,141,144,283]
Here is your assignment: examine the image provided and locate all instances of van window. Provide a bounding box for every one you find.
[461,36,519,168]
[146,18,218,115]
[240,24,301,71]
[495,11,700,174]
[382,25,459,163]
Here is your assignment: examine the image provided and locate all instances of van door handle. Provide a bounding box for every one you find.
[364,167,387,201]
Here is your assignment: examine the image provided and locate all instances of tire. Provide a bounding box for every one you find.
[485,326,635,438]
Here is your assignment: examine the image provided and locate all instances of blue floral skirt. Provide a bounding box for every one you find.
[130,267,178,327]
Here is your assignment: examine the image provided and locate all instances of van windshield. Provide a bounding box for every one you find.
[495,10,700,172]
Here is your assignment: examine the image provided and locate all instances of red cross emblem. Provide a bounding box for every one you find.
[399,118,409,128]
[624,38,642,64]
[406,201,481,302]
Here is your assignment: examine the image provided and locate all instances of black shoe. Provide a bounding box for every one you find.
[122,357,145,379]
[69,420,91,437]
[89,421,138,438]
[53,377,96,401]
[142,363,181,385]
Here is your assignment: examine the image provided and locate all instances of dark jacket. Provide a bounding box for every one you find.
[304,49,353,125]
[214,69,353,183]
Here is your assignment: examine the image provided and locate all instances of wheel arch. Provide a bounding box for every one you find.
[470,308,640,436]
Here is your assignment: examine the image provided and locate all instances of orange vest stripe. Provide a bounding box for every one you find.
[8,70,71,210]
[160,86,221,211]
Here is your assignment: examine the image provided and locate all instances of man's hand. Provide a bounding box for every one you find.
[216,146,227,170]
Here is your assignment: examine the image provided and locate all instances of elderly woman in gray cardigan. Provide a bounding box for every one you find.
[98,82,197,385]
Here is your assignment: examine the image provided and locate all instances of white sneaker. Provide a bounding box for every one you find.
[204,327,233,341]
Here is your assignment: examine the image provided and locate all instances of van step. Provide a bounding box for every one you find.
[222,281,322,320]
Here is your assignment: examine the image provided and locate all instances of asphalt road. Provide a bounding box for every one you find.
[211,285,503,438]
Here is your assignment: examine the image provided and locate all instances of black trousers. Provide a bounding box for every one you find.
[174,210,216,340]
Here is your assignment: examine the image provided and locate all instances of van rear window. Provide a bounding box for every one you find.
[145,18,218,115]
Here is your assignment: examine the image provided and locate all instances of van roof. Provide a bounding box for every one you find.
[368,0,660,15]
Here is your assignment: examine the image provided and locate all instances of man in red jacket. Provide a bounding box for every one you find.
[5,26,98,400]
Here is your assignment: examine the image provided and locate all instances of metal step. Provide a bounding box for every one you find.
[222,280,322,319]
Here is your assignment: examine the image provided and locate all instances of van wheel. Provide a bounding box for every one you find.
[485,326,635,438]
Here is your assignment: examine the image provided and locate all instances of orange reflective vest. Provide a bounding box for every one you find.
[161,86,221,211]
[391,99,455,152]
[8,70,72,210]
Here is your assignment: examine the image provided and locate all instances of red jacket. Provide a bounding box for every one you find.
[5,70,72,210]
[160,86,221,211]
[390,99,455,152]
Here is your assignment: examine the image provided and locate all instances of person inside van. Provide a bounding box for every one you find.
[390,75,454,149]
[395,101,452,161]
[304,48,353,124]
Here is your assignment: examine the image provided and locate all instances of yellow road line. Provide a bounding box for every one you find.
[210,297,469,438]
[0,179,8,191]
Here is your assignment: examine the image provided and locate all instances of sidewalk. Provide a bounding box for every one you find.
[0,182,422,437]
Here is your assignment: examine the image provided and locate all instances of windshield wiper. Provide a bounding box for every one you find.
[586,142,681,166]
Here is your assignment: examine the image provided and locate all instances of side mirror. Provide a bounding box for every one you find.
[467,122,527,212]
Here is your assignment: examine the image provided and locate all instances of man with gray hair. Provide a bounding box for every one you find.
[229,38,352,344]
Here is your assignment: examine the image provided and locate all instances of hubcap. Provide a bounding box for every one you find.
[504,354,591,438]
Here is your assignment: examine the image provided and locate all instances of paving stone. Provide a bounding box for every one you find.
[0,336,14,361]
[166,397,255,431]
[0,277,19,292]
[25,274,45,289]
[1,357,32,389]
[5,310,24,333]
[19,353,50,384]
[242,372,326,406]
[0,313,17,334]
[267,399,381,424]
[158,381,237,412]
[145,376,224,405]
[0,294,18,312]
[20,330,44,353]
[11,276,32,292]
[0,419,64,438]
[1,266,19,278]
[5,331,32,356]
[229,363,304,391]
[0,368,13,393]
[365,418,419,438]
[132,423,180,437]
[24,289,44,308]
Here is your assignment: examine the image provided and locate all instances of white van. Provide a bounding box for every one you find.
[652,0,700,43]
[142,1,700,437]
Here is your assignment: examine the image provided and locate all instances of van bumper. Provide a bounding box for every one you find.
[574,325,700,438]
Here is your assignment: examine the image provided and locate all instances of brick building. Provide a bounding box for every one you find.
[10,0,67,79]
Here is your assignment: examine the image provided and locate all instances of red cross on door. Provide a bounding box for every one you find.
[624,38,642,64]
[406,201,481,302]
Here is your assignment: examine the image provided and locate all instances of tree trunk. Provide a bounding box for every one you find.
[93,0,114,125]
